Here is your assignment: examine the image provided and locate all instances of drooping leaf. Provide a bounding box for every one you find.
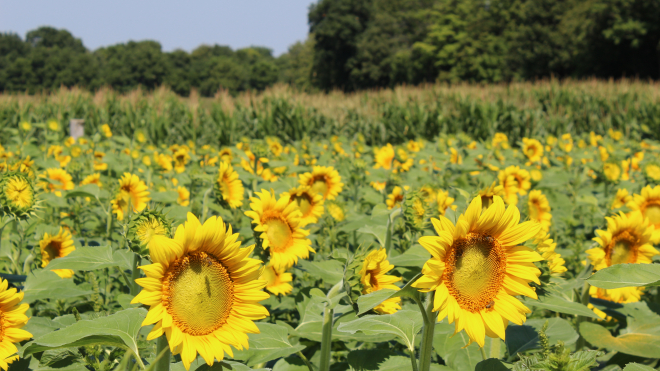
[297,259,345,284]
[475,359,512,371]
[22,308,147,368]
[622,364,657,371]
[522,293,600,319]
[232,323,306,367]
[587,263,660,289]
[389,244,430,267]
[43,245,132,271]
[337,309,424,351]
[505,318,578,355]
[356,289,398,316]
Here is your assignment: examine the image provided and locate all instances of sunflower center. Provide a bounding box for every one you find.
[42,241,62,265]
[265,217,292,252]
[292,194,313,216]
[444,233,506,313]
[644,203,660,225]
[164,251,234,336]
[311,178,328,197]
[606,231,638,266]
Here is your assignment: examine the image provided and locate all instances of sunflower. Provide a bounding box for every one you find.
[386,186,405,210]
[603,163,621,182]
[645,164,660,181]
[412,195,543,347]
[449,148,462,165]
[39,168,74,197]
[131,213,270,370]
[173,148,190,174]
[327,202,345,222]
[492,133,509,149]
[177,186,190,207]
[111,173,150,221]
[0,278,32,370]
[287,186,324,227]
[128,209,172,256]
[611,188,631,210]
[374,144,395,170]
[214,161,244,209]
[627,185,660,229]
[498,166,530,205]
[534,233,566,276]
[586,211,659,303]
[39,228,76,278]
[437,189,456,216]
[360,248,401,314]
[527,190,552,234]
[479,182,505,210]
[81,173,102,188]
[298,166,344,200]
[260,264,293,296]
[0,172,37,220]
[371,181,386,191]
[522,138,544,162]
[245,190,314,270]
[101,124,113,138]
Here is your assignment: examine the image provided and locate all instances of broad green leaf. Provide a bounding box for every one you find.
[150,191,179,203]
[65,184,100,199]
[232,323,305,366]
[297,259,344,284]
[587,263,660,289]
[505,318,578,355]
[43,245,132,271]
[579,301,660,358]
[22,316,62,338]
[434,322,505,370]
[357,224,387,246]
[337,309,423,351]
[357,289,398,315]
[475,359,512,371]
[22,308,147,368]
[41,193,68,208]
[389,244,430,267]
[623,364,657,371]
[522,293,600,319]
[172,359,267,371]
[22,270,93,304]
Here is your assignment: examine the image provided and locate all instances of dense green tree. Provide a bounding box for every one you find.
[277,36,315,91]
[95,41,170,92]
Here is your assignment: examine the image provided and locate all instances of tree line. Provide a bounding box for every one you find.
[1,0,659,96]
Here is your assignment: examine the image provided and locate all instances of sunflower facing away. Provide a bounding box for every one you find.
[260,263,293,296]
[611,188,631,210]
[245,190,315,270]
[627,185,660,229]
[586,211,659,304]
[386,186,405,210]
[412,195,543,347]
[534,233,567,276]
[298,166,344,200]
[287,186,324,227]
[360,248,401,314]
[131,213,270,370]
[40,228,76,278]
[0,172,37,220]
[214,161,244,209]
[111,173,150,221]
[0,278,32,370]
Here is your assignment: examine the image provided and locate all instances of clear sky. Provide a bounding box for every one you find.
[0,0,315,56]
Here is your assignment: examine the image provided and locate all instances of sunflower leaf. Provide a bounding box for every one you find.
[43,245,131,271]
[21,308,147,368]
[65,184,100,199]
[521,293,600,319]
[22,270,93,304]
[587,263,660,289]
[336,309,424,351]
[231,323,306,367]
[505,318,578,355]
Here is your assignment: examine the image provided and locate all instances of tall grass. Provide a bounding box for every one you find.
[1,79,659,146]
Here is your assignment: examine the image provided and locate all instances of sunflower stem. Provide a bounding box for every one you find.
[384,208,402,254]
[106,209,113,240]
[200,187,213,223]
[296,351,314,371]
[319,306,334,371]
[575,280,591,350]
[480,346,488,361]
[130,253,141,296]
[154,335,170,371]
[489,337,501,359]
[409,348,419,371]
[418,291,436,371]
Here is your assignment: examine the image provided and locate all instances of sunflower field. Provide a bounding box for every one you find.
[0,115,660,371]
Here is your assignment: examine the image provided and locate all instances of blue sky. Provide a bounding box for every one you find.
[0,0,315,56]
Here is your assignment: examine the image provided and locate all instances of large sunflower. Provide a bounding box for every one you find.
[0,278,32,370]
[40,228,76,278]
[412,195,542,347]
[39,168,74,197]
[627,185,660,229]
[527,190,552,234]
[287,186,324,227]
[498,166,530,205]
[214,161,244,209]
[245,190,314,270]
[298,166,344,200]
[131,213,269,370]
[374,144,395,170]
[586,211,659,303]
[360,248,401,314]
[261,263,293,296]
[111,173,150,221]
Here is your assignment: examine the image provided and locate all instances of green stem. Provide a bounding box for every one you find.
[384,208,402,254]
[106,210,114,240]
[130,253,141,296]
[417,291,436,371]
[319,306,334,371]
[154,335,170,371]
[409,348,419,371]
[200,187,213,223]
[489,337,501,359]
[575,280,591,350]
[480,347,488,361]
[296,351,314,371]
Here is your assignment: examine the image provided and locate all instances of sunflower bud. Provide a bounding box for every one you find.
[403,191,430,234]
[343,249,369,314]
[127,209,172,257]
[0,171,38,220]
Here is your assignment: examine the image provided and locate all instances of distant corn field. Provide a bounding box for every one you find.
[1,79,659,146]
